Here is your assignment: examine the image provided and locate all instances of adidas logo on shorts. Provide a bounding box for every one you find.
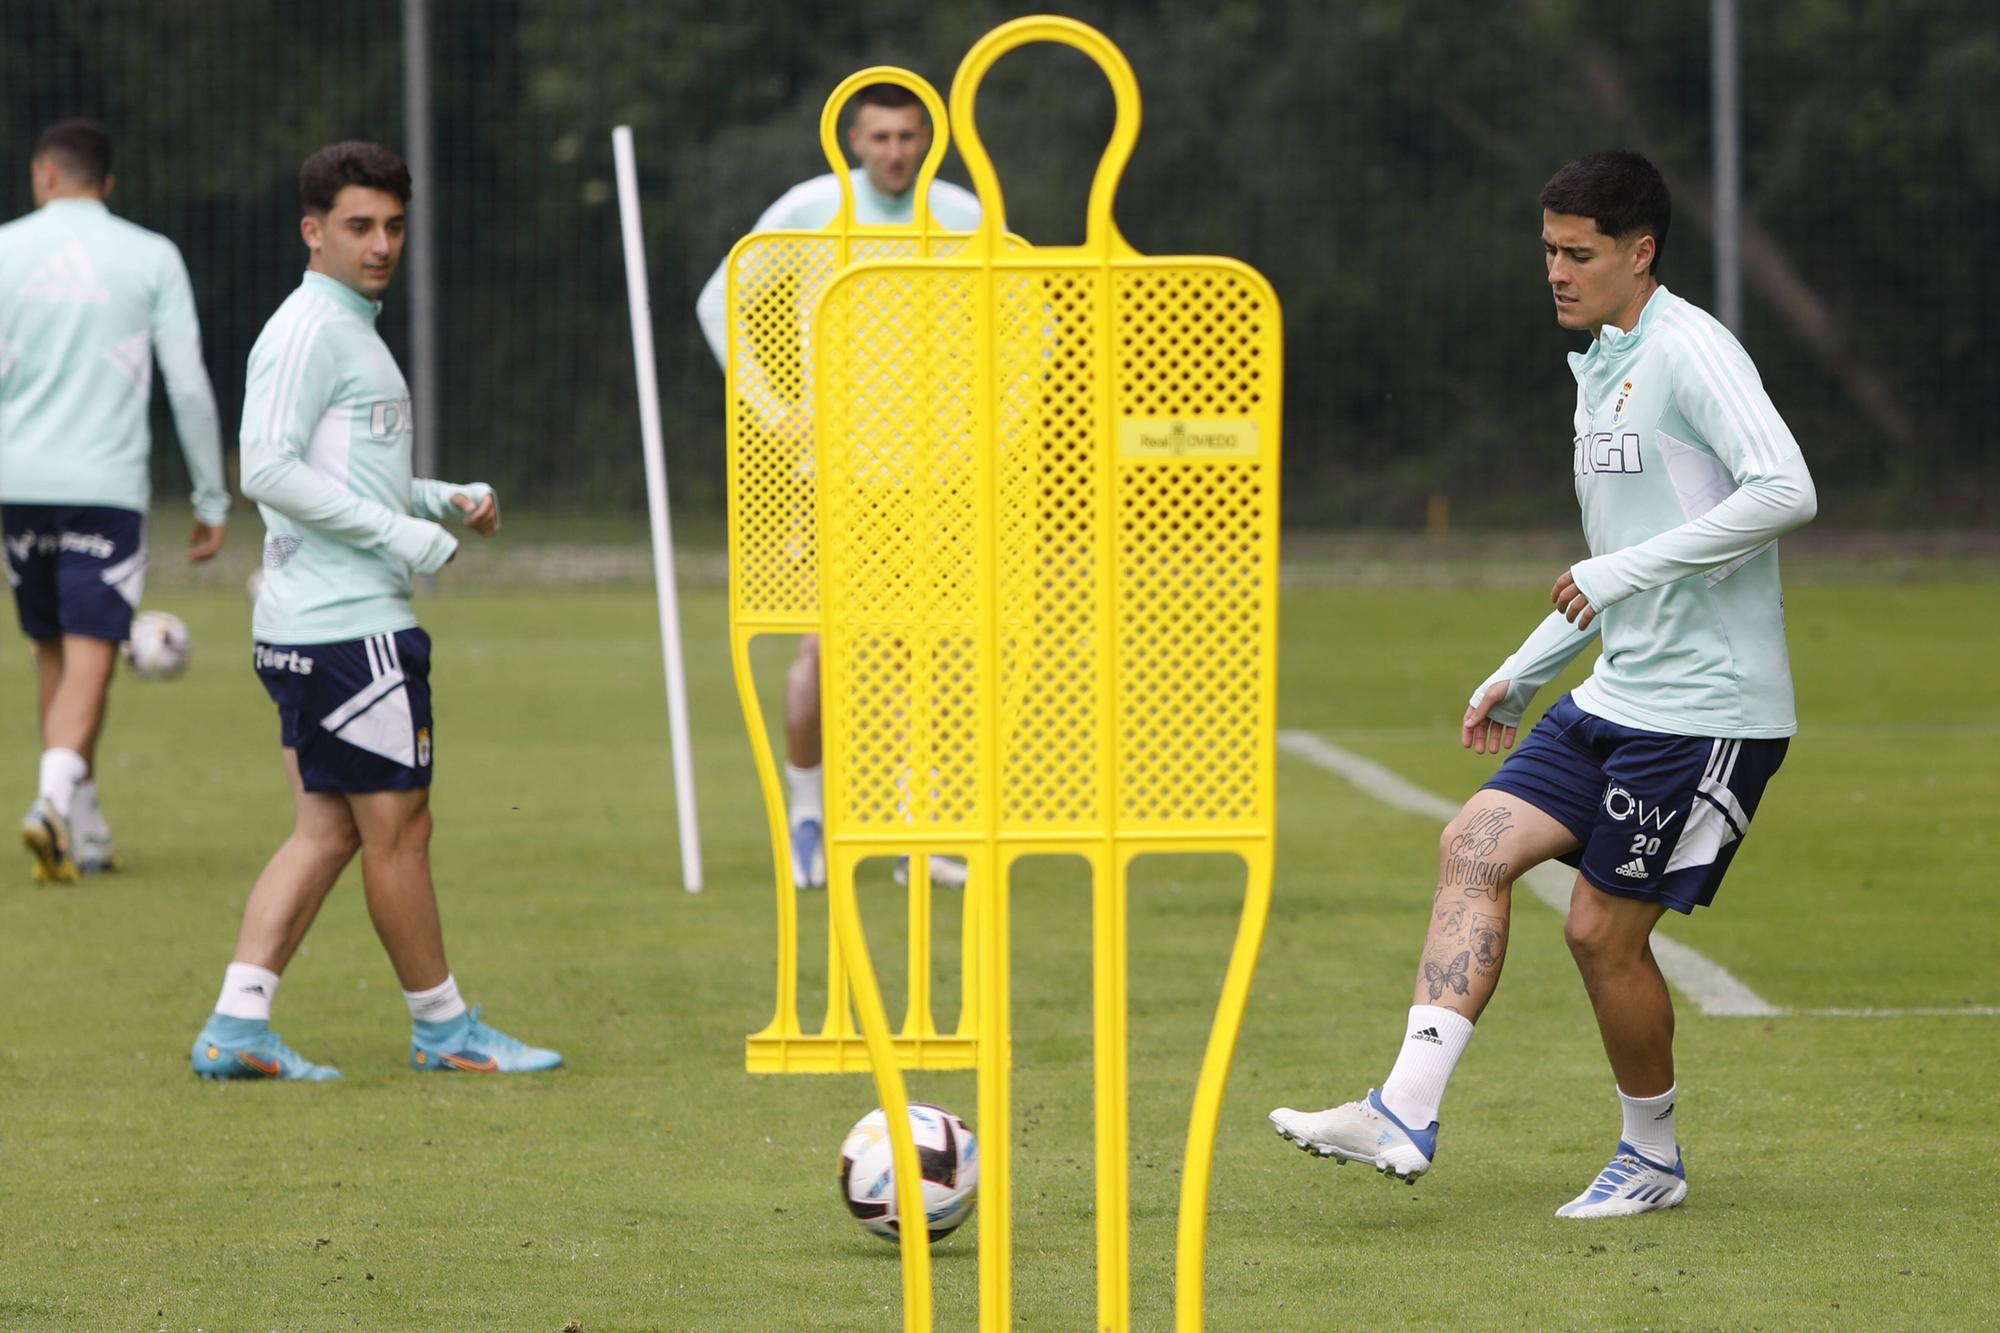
[1614,858,1650,879]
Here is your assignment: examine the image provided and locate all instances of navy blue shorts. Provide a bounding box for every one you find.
[3,504,148,643]
[1483,694,1788,914]
[256,629,434,794]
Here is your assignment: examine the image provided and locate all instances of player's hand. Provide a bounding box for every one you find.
[1552,568,1596,629]
[452,491,501,536]
[188,521,225,563]
[1462,680,1518,755]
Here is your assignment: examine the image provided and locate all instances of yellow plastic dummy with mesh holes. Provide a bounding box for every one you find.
[726,69,983,1075]
[814,18,1281,1332]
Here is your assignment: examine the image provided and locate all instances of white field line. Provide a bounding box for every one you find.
[1276,730,1998,1021]
[1789,1007,2000,1018]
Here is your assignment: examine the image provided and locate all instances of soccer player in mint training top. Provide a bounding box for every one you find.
[2,119,229,881]
[695,82,979,893]
[1270,151,1816,1217]
[190,142,560,1080]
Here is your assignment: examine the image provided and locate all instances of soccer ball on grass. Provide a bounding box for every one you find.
[839,1102,979,1243]
[124,610,191,680]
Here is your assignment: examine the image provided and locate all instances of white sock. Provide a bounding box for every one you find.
[38,748,88,818]
[404,973,468,1025]
[71,778,108,839]
[1618,1083,1679,1165]
[1378,1005,1475,1128]
[214,963,281,1021]
[786,763,823,824]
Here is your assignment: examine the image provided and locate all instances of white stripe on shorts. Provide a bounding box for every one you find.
[1702,739,1724,783]
[1718,739,1743,787]
[1663,763,1753,877]
[322,660,405,733]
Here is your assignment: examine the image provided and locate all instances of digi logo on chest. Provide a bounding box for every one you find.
[368,397,415,439]
[1574,431,1645,476]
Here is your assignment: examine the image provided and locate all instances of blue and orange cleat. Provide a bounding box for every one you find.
[409,1005,562,1073]
[191,1014,341,1081]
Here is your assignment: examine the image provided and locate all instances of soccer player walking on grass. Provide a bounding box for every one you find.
[695,83,979,893]
[190,142,559,1080]
[2,119,230,882]
[1270,151,1816,1216]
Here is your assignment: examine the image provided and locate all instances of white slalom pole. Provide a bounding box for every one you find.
[613,125,704,893]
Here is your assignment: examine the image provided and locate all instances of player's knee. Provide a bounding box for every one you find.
[1437,805,1487,863]
[1564,907,1638,969]
[403,803,435,851]
[1562,911,1596,961]
[303,821,363,862]
[352,794,433,856]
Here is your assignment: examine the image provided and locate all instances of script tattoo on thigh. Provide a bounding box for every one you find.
[1446,805,1514,901]
[1470,912,1506,970]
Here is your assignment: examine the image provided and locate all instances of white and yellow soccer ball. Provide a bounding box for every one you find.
[838,1102,979,1243]
[124,610,192,680]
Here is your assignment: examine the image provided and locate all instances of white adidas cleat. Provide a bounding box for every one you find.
[1555,1141,1688,1218]
[1268,1088,1436,1183]
[789,817,827,891]
[74,829,122,875]
[893,854,968,889]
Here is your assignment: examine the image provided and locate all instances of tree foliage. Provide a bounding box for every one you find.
[4,1,1992,524]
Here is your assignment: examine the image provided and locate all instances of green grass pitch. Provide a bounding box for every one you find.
[0,553,1994,1329]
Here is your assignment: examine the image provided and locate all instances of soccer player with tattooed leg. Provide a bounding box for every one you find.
[1270,151,1815,1217]
[190,142,559,1080]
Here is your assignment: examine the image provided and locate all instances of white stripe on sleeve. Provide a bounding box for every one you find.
[262,301,332,448]
[1663,308,1779,473]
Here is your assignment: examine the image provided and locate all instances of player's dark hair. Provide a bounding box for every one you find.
[1539,150,1670,275]
[33,118,113,186]
[854,83,922,112]
[299,141,412,214]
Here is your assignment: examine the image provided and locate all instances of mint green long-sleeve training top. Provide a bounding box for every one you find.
[241,271,489,644]
[0,198,228,523]
[695,168,983,369]
[1473,286,1817,740]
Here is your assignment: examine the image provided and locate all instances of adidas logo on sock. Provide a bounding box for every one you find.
[1411,1026,1443,1045]
[1614,858,1650,879]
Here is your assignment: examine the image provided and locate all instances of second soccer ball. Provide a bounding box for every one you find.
[838,1102,979,1243]
[125,610,191,680]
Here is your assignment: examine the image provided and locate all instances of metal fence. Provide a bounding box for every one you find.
[5,0,1994,527]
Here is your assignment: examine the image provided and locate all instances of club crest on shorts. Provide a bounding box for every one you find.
[416,727,432,766]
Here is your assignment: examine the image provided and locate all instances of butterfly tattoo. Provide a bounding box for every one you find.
[1424,951,1471,1000]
